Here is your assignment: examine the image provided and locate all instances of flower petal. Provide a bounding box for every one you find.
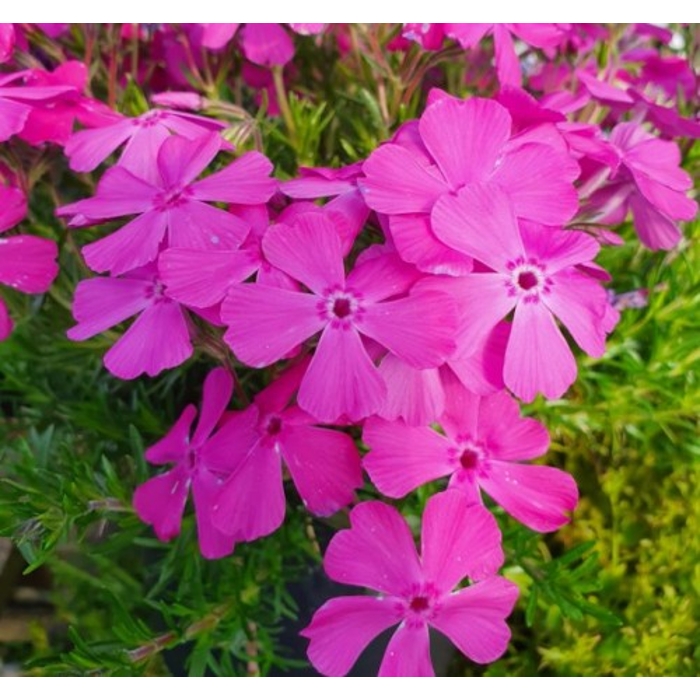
[159,247,258,308]
[82,209,168,275]
[504,301,577,402]
[212,442,285,541]
[324,500,422,596]
[421,491,504,587]
[480,460,578,532]
[192,368,234,447]
[192,468,238,559]
[103,301,192,380]
[491,143,579,225]
[431,578,519,664]
[64,119,134,172]
[298,326,386,422]
[59,166,159,220]
[361,144,449,214]
[157,133,220,188]
[0,236,58,293]
[145,405,197,465]
[280,424,362,516]
[301,596,402,677]
[262,213,345,295]
[543,269,609,358]
[190,151,276,204]
[432,183,524,270]
[133,465,190,542]
[378,623,434,677]
[67,277,152,341]
[356,290,457,369]
[377,356,445,426]
[419,96,511,189]
[386,214,473,276]
[167,200,250,251]
[363,417,452,499]
[223,284,324,367]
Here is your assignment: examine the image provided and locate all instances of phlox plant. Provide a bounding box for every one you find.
[0,23,697,677]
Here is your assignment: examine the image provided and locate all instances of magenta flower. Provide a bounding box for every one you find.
[301,490,517,676]
[158,203,299,311]
[403,24,568,85]
[58,133,276,275]
[67,266,194,380]
[361,94,579,275]
[223,211,457,422]
[186,23,325,66]
[64,106,227,178]
[133,368,240,559]
[585,123,698,250]
[0,70,76,141]
[431,182,614,401]
[281,163,370,253]
[0,184,58,340]
[207,361,363,542]
[364,381,578,533]
[15,61,114,147]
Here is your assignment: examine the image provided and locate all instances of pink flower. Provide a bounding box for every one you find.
[431,182,614,401]
[16,61,114,146]
[208,361,363,542]
[223,211,457,422]
[364,380,578,533]
[301,490,518,676]
[63,106,227,178]
[0,184,58,341]
[158,203,301,311]
[58,133,276,275]
[281,163,370,252]
[584,123,697,250]
[0,24,15,63]
[0,70,76,141]
[67,265,194,380]
[133,368,240,559]
[361,94,579,275]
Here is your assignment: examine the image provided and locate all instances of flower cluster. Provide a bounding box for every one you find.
[1,23,696,676]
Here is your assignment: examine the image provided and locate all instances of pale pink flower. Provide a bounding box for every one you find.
[301,490,517,676]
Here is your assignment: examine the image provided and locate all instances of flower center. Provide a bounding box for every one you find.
[266,416,282,436]
[409,595,430,612]
[321,289,363,329]
[332,297,352,318]
[517,270,539,291]
[135,110,163,127]
[153,186,192,211]
[506,259,551,301]
[459,448,480,470]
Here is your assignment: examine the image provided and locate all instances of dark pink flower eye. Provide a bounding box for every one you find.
[459,449,480,470]
[517,271,538,291]
[409,595,430,612]
[332,297,352,318]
